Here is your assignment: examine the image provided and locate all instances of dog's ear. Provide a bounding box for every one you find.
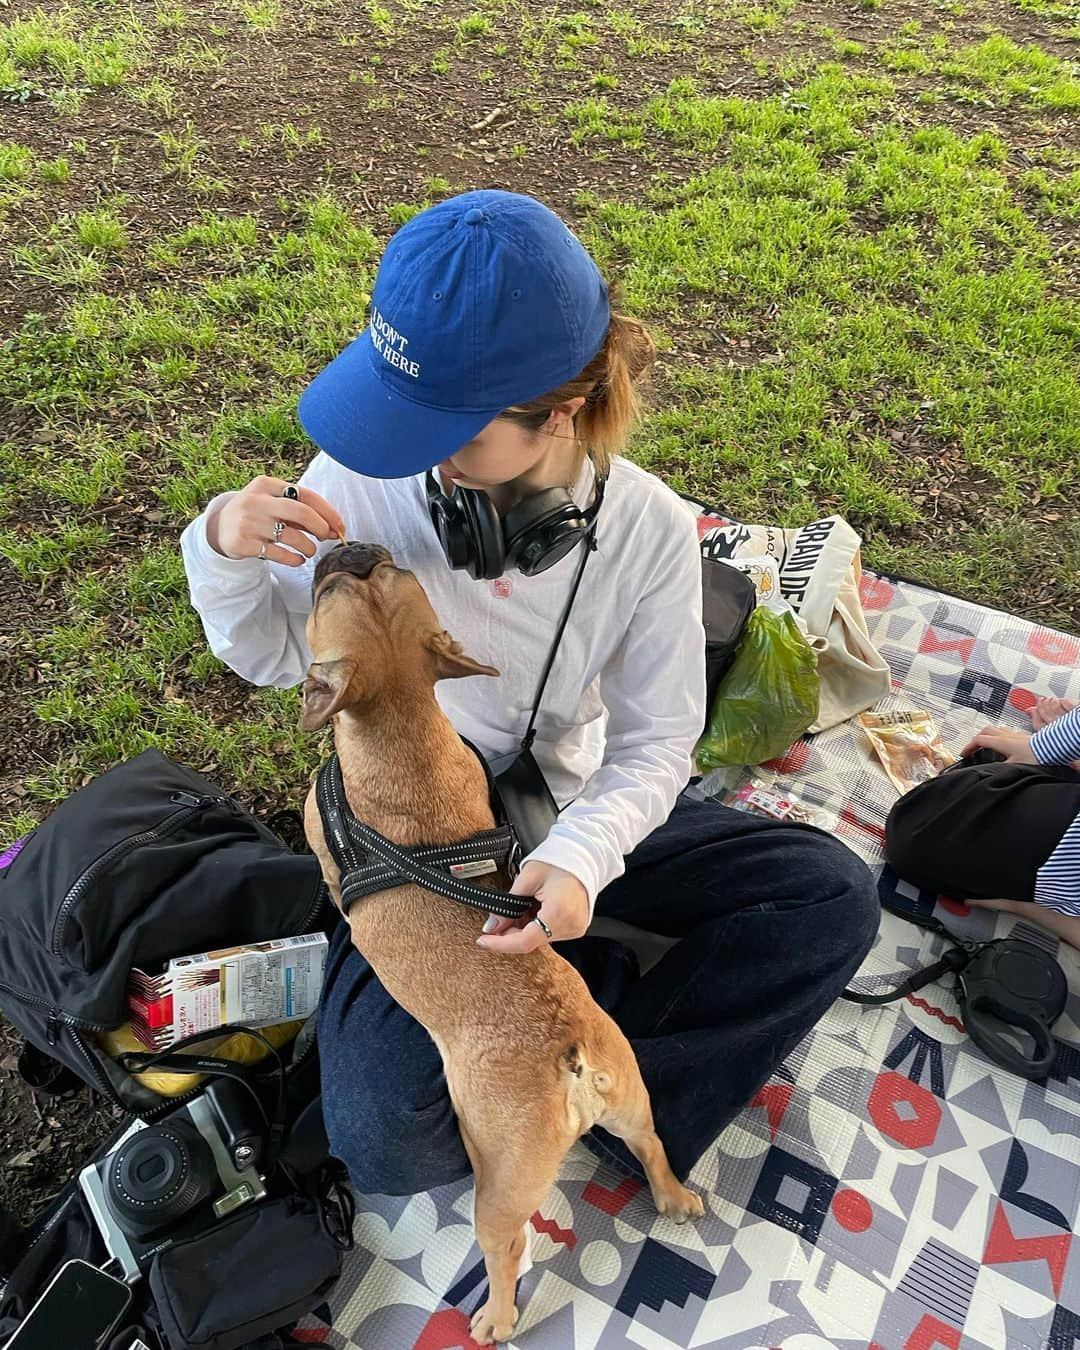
[427,629,499,682]
[300,658,358,730]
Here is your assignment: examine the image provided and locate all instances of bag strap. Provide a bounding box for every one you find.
[519,503,601,754]
[116,1025,288,1169]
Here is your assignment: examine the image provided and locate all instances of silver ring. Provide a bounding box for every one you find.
[258,542,268,560]
[282,484,300,500]
[272,519,285,543]
[532,915,553,941]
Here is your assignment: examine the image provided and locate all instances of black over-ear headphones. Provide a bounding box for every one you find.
[425,468,606,580]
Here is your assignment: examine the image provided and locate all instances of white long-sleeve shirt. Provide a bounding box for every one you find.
[178,451,707,915]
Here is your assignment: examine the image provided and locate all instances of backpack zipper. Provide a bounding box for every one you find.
[50,794,231,957]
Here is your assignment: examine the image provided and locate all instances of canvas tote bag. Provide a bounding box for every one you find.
[698,515,890,732]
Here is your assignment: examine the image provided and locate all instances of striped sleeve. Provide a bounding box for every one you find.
[1031,706,1080,767]
[1030,707,1080,913]
[1033,814,1080,914]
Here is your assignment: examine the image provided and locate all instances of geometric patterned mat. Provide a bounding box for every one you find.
[294,570,1080,1349]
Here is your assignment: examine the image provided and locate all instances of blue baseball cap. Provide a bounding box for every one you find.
[297,190,611,479]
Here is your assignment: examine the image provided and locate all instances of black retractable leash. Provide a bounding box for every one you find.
[842,918,1067,1081]
[843,744,1069,1081]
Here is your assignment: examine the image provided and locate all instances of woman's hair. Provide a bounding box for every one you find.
[499,295,655,477]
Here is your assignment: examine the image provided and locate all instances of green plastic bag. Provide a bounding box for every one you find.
[696,606,820,769]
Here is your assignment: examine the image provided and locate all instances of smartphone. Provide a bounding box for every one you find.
[3,1259,132,1349]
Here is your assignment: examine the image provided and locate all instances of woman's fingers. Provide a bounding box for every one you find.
[481,914,523,937]
[959,729,1005,758]
[213,475,348,561]
[1031,696,1076,731]
[256,496,340,544]
[283,484,347,543]
[259,540,310,567]
[478,917,550,955]
[272,526,318,558]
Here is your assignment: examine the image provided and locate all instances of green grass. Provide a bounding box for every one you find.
[567,70,1077,537]
[939,35,1080,109]
[0,142,33,181]
[0,7,149,95]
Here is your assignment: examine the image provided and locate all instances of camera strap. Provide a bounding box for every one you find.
[117,1026,288,1168]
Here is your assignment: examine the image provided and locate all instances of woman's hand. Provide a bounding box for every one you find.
[476,862,590,954]
[209,475,346,564]
[959,727,1038,763]
[1030,696,1076,731]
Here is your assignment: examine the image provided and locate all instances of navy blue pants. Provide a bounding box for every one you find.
[317,792,881,1192]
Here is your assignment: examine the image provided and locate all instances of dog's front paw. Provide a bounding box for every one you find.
[654,1184,705,1224]
[470,1300,519,1345]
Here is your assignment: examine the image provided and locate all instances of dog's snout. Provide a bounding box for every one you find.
[313,541,394,594]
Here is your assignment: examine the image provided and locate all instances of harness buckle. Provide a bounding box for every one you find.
[506,834,523,882]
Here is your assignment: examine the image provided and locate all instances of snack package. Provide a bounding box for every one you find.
[723,556,783,609]
[858,708,956,794]
[724,781,836,832]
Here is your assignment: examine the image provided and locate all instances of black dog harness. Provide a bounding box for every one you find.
[314,741,534,921]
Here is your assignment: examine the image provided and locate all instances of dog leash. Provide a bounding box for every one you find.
[314,751,534,921]
[842,931,1066,1081]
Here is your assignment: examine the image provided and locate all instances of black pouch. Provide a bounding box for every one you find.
[701,555,757,721]
[488,744,560,858]
[148,1188,345,1350]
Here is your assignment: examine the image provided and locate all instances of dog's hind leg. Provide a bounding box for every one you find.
[460,1131,566,1347]
[591,1038,704,1224]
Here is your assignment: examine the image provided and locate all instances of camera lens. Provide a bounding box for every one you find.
[105,1120,217,1236]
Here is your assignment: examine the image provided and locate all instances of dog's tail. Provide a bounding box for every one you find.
[559,1042,613,1093]
[559,1041,616,1135]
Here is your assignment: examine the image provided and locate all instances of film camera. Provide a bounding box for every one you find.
[78,1079,268,1282]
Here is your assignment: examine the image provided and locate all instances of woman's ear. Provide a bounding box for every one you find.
[427,630,499,682]
[548,396,586,432]
[300,658,358,730]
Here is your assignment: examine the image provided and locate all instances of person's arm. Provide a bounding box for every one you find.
[520,504,706,913]
[179,456,353,689]
[962,704,1080,768]
[1031,706,1080,767]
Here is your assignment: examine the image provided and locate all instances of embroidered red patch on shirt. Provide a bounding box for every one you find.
[491,577,512,598]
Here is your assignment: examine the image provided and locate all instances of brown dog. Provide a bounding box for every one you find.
[300,542,703,1345]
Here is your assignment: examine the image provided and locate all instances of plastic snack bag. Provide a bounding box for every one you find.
[696,607,820,769]
[724,781,836,831]
[858,708,956,794]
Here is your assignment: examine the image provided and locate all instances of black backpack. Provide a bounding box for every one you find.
[0,749,355,1349]
[0,747,328,1119]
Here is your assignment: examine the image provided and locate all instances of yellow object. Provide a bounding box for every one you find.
[96,1019,304,1097]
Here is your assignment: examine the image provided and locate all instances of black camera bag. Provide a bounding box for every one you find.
[0,1116,353,1350]
[0,747,329,1118]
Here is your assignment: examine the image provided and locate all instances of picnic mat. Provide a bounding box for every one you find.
[294,570,1080,1350]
